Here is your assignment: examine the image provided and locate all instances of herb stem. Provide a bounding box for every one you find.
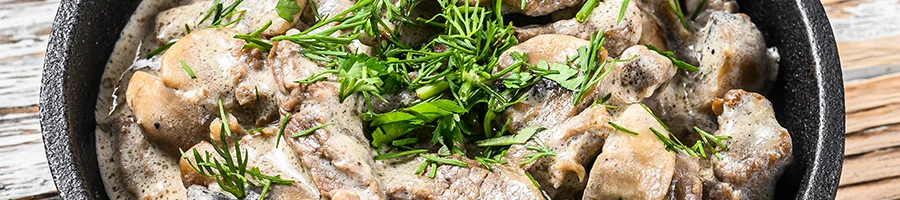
[375,149,428,160]
[179,60,197,79]
[292,123,335,137]
[421,154,468,167]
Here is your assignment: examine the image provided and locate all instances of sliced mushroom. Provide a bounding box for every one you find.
[126,71,208,154]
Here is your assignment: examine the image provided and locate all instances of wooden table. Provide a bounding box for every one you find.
[0,0,894,199]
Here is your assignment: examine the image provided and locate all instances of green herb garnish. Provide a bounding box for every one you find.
[608,122,639,135]
[147,40,177,59]
[234,21,273,51]
[617,0,630,25]
[576,0,599,23]
[421,154,468,167]
[646,44,699,72]
[391,138,419,146]
[664,0,690,29]
[374,149,428,160]
[179,60,197,79]
[475,126,543,147]
[275,112,290,147]
[181,99,293,200]
[275,0,302,22]
[199,0,245,27]
[520,138,555,165]
[694,126,731,159]
[291,123,335,137]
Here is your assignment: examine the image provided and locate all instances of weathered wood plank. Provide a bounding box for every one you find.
[845,125,900,156]
[0,0,61,199]
[844,73,900,114]
[0,0,55,109]
[837,176,900,200]
[0,114,55,199]
[826,0,900,196]
[841,147,900,186]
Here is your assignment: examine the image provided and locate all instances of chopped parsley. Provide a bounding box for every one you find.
[275,0,302,22]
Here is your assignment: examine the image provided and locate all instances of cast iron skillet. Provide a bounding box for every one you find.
[40,0,846,199]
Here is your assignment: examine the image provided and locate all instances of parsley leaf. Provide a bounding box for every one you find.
[541,61,582,90]
[275,0,302,22]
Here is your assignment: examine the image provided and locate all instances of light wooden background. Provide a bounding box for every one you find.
[0,0,896,199]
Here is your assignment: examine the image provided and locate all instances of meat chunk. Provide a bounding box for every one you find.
[497,80,613,198]
[585,104,676,200]
[703,90,792,200]
[668,153,703,200]
[495,35,618,198]
[180,132,321,199]
[631,0,696,63]
[154,0,307,44]
[644,12,778,141]
[516,0,642,56]
[269,41,385,199]
[695,12,778,97]
[685,0,739,26]
[498,34,591,74]
[158,28,279,126]
[377,156,544,199]
[501,0,584,17]
[586,45,677,107]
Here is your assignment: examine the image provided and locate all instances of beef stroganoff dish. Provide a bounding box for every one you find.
[93,0,790,199]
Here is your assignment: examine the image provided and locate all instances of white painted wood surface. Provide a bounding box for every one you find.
[0,0,896,199]
[0,0,60,199]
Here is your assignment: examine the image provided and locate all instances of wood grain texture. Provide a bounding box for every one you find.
[826,0,900,199]
[0,0,59,199]
[0,0,895,199]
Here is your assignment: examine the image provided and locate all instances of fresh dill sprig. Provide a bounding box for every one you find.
[291,123,335,137]
[572,33,612,105]
[180,100,293,200]
[639,103,731,158]
[147,40,177,59]
[234,21,273,51]
[591,93,618,109]
[275,112,290,147]
[374,149,428,160]
[391,138,419,146]
[421,154,468,167]
[520,138,555,165]
[694,126,731,159]
[179,61,197,79]
[525,171,541,189]
[199,0,246,28]
[608,122,639,135]
[646,44,699,72]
